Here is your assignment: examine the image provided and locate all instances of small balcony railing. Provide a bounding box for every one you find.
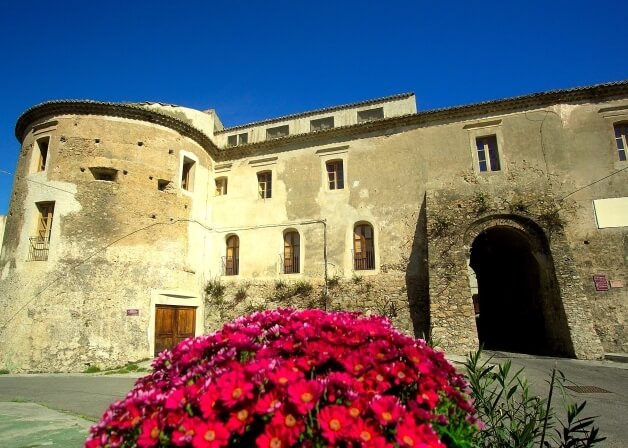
[352,249,375,271]
[28,236,50,261]
[221,256,239,276]
[280,254,300,274]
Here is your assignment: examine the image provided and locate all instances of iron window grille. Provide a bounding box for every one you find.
[352,248,375,271]
[28,236,50,261]
[221,256,239,276]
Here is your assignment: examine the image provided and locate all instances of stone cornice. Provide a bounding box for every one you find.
[15,100,219,155]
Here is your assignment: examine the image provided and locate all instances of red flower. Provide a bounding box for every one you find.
[137,418,161,448]
[192,420,230,448]
[218,370,254,408]
[227,406,254,434]
[199,383,220,418]
[318,405,351,444]
[171,416,197,446]
[348,417,390,447]
[370,395,405,425]
[254,390,282,415]
[268,363,303,388]
[165,388,187,410]
[256,424,292,448]
[395,417,445,448]
[118,404,142,429]
[270,410,304,445]
[416,389,440,410]
[288,380,322,414]
[86,309,477,448]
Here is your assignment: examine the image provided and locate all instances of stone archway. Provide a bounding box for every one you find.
[466,216,574,357]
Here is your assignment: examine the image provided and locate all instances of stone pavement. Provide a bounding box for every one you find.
[0,354,626,447]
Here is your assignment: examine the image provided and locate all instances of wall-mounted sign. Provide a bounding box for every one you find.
[610,280,624,288]
[126,309,140,316]
[593,275,609,291]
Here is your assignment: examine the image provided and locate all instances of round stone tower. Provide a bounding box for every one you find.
[0,101,217,372]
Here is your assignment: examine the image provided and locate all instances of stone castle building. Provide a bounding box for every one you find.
[0,81,627,372]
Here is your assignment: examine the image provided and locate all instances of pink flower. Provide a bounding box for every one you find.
[86,309,477,448]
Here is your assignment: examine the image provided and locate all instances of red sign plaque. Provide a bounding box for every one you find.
[593,275,609,291]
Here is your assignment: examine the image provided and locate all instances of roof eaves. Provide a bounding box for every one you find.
[15,100,219,155]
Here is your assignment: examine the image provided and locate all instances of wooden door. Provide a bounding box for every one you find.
[154,305,196,356]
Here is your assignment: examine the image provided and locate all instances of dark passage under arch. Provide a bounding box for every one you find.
[469,225,574,357]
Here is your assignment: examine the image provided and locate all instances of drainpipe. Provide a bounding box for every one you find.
[322,219,328,306]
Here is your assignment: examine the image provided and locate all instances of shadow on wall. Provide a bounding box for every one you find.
[406,194,431,341]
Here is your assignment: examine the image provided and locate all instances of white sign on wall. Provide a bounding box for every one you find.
[593,197,628,229]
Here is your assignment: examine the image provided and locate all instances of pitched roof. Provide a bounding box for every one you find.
[215,92,415,133]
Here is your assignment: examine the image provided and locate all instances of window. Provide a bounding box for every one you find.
[28,202,54,261]
[614,123,628,161]
[89,167,118,181]
[225,235,239,276]
[475,135,501,172]
[266,125,289,140]
[353,223,375,270]
[181,157,195,191]
[215,177,228,196]
[326,160,344,190]
[357,107,384,123]
[257,171,272,199]
[283,231,300,274]
[227,133,248,147]
[35,137,49,172]
[310,117,334,132]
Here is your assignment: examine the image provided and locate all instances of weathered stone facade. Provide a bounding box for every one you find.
[0,83,626,372]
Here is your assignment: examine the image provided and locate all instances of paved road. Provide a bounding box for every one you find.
[0,375,138,421]
[0,355,626,447]
[481,352,628,448]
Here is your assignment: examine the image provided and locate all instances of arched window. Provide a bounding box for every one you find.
[225,235,239,276]
[283,231,300,274]
[353,223,375,270]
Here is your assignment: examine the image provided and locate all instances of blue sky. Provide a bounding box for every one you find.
[0,0,626,213]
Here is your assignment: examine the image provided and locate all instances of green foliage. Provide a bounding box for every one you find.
[294,280,313,296]
[274,279,287,290]
[510,199,530,214]
[351,274,363,284]
[465,350,605,448]
[0,369,9,375]
[205,278,226,303]
[234,286,248,302]
[327,275,340,289]
[430,215,454,237]
[83,365,101,373]
[472,191,490,215]
[538,209,566,234]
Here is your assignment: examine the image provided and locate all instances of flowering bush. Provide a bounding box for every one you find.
[86,309,478,447]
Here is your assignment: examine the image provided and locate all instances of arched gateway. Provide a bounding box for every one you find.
[465,215,575,357]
